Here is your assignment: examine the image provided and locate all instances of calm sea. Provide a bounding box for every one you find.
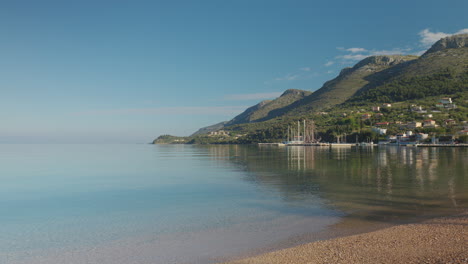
[0,144,467,263]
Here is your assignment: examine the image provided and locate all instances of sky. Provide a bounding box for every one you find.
[1,0,467,143]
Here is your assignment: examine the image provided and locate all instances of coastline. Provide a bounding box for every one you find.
[221,211,468,264]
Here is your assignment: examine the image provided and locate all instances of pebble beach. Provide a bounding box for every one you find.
[223,212,468,264]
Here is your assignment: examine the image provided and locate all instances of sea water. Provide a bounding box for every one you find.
[0,144,466,263]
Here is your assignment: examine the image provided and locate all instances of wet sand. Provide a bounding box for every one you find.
[222,212,468,264]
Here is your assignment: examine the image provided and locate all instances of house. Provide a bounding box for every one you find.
[381,103,392,108]
[444,119,456,126]
[436,98,456,109]
[423,114,433,118]
[438,135,455,144]
[439,98,452,104]
[407,121,422,129]
[411,105,422,111]
[372,127,387,135]
[411,105,427,113]
[423,119,437,128]
[457,130,468,136]
[361,113,372,119]
[396,131,416,143]
[208,130,229,136]
[372,106,380,112]
[375,122,390,126]
[416,133,429,141]
[445,103,457,109]
[375,113,384,118]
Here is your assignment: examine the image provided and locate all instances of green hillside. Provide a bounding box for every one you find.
[226,89,311,125]
[350,35,468,103]
[280,55,418,116]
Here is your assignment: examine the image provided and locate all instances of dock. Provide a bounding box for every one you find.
[258,143,468,147]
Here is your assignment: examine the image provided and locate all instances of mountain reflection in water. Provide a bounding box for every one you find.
[203,145,468,222]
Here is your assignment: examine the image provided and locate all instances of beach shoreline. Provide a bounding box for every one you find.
[221,211,468,264]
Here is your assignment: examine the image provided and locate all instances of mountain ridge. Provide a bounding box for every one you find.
[179,33,468,139]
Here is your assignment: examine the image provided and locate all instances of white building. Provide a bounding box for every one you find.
[208,130,229,136]
[439,98,452,104]
[381,103,392,108]
[372,127,387,135]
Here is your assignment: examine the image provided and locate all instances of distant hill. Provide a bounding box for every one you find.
[190,121,228,136]
[226,89,312,125]
[189,89,311,136]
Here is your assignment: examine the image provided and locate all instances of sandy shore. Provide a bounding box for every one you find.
[222,212,468,264]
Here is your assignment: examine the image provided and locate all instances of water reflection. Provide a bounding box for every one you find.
[203,145,468,222]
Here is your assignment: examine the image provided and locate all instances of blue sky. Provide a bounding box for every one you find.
[1,0,467,143]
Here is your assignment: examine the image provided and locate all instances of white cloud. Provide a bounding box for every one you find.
[73,106,248,116]
[324,61,334,67]
[369,48,411,55]
[330,28,467,66]
[337,54,368,61]
[336,47,411,62]
[224,92,282,101]
[347,47,367,53]
[300,67,311,72]
[419,28,468,47]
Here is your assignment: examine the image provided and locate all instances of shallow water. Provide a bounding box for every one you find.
[0,144,467,263]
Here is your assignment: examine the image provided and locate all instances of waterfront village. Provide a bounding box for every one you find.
[205,97,468,147]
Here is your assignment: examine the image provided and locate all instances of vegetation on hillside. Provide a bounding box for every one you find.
[351,69,468,102]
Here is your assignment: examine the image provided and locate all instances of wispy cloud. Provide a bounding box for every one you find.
[336,47,412,62]
[73,106,248,116]
[346,47,367,53]
[369,48,411,55]
[337,54,368,61]
[315,28,468,76]
[300,67,312,72]
[224,92,282,101]
[419,28,468,47]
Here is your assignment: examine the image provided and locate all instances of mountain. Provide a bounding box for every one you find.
[229,33,467,121]
[424,33,468,55]
[277,55,418,116]
[172,33,467,142]
[351,34,468,102]
[225,89,312,125]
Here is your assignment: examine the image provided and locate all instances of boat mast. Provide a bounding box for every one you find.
[297,121,300,142]
[303,120,306,142]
